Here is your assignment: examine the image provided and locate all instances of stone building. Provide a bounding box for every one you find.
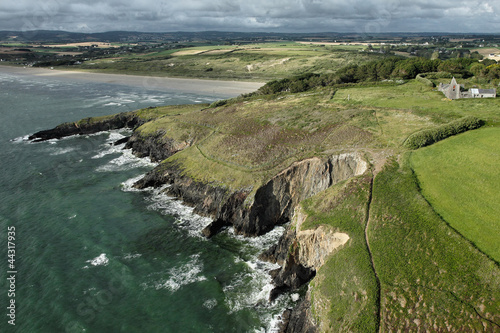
[438,77,496,99]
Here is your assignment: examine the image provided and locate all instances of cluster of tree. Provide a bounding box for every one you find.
[258,57,491,95]
[469,62,500,81]
[392,45,484,60]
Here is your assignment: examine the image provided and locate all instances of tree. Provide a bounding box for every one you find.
[470,63,485,77]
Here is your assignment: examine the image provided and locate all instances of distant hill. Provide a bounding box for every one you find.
[2,30,500,43]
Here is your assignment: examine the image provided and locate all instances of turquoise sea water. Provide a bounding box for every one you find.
[0,70,292,332]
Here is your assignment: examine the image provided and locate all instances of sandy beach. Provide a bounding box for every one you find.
[0,65,265,98]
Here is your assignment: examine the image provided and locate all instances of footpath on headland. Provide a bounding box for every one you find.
[0,65,265,98]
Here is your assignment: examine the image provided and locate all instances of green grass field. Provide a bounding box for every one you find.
[369,158,500,331]
[76,42,385,81]
[332,80,500,126]
[410,127,500,263]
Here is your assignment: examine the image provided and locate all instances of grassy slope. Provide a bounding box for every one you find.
[76,43,384,81]
[301,175,379,332]
[332,80,500,126]
[370,158,500,331]
[135,84,447,197]
[410,127,500,263]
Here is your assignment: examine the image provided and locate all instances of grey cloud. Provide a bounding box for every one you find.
[0,0,499,32]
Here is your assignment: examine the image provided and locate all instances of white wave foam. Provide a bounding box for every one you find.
[96,149,156,172]
[91,131,129,159]
[146,189,212,238]
[142,254,206,293]
[203,299,218,310]
[266,315,284,333]
[10,135,29,143]
[123,253,142,260]
[223,259,279,314]
[104,102,122,106]
[120,174,148,192]
[83,287,97,295]
[49,147,77,156]
[226,225,287,255]
[92,130,156,172]
[221,225,292,332]
[86,253,109,267]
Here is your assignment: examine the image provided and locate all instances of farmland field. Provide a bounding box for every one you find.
[410,127,500,263]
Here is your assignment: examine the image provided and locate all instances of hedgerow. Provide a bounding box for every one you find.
[403,116,483,149]
[415,74,435,87]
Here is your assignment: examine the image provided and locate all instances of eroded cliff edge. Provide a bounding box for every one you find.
[29,111,371,332]
[29,103,500,332]
[134,153,368,237]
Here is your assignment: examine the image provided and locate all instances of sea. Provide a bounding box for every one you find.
[0,69,295,332]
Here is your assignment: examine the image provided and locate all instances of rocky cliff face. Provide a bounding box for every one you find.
[265,193,355,333]
[135,150,366,333]
[279,292,318,333]
[241,154,367,236]
[265,205,350,299]
[135,153,368,238]
[125,131,193,163]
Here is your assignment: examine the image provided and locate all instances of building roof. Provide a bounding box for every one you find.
[471,88,496,94]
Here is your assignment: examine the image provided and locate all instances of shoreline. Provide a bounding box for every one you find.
[0,65,265,98]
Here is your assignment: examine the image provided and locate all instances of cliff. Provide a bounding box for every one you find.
[29,111,371,332]
[134,153,368,238]
[29,93,500,332]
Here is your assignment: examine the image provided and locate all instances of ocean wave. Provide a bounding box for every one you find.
[91,130,156,172]
[222,226,292,333]
[226,225,287,256]
[203,298,218,310]
[223,259,279,314]
[91,132,128,159]
[104,102,122,107]
[10,135,30,143]
[145,189,213,238]
[120,174,149,192]
[96,150,156,172]
[84,253,109,269]
[123,253,142,260]
[48,147,77,156]
[142,254,206,293]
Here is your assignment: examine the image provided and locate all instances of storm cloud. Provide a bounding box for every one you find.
[0,0,499,33]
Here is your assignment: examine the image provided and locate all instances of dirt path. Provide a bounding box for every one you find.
[364,177,382,332]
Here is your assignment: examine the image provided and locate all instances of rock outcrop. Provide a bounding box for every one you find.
[125,131,193,163]
[134,161,250,229]
[28,112,143,142]
[279,293,318,333]
[266,204,352,333]
[265,205,350,300]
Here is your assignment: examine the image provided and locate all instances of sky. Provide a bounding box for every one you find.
[0,0,499,34]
